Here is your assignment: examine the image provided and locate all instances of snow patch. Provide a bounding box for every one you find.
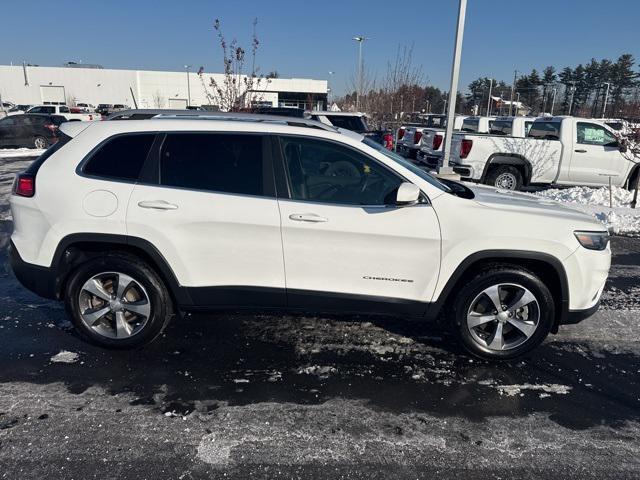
[50,350,80,363]
[0,148,45,158]
[479,380,572,396]
[535,186,640,235]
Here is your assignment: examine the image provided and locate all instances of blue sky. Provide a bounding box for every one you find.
[1,0,638,96]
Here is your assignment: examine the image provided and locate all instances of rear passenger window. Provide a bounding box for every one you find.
[159,133,265,196]
[83,134,155,181]
[527,121,561,140]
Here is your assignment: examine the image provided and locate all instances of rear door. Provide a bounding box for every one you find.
[126,132,286,307]
[0,116,17,146]
[274,135,441,314]
[569,121,626,185]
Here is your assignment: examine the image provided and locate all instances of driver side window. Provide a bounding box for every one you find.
[577,122,617,146]
[279,136,403,206]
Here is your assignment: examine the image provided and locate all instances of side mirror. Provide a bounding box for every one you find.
[395,182,421,206]
[619,139,628,153]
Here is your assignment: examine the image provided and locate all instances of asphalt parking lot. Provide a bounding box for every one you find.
[0,156,639,479]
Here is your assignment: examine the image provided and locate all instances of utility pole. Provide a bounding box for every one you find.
[568,81,577,115]
[486,78,493,116]
[602,82,611,118]
[184,65,192,108]
[439,0,467,177]
[352,36,368,111]
[509,69,518,116]
[327,71,334,105]
[550,87,557,115]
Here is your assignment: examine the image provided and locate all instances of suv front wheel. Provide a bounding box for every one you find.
[451,266,555,360]
[64,253,173,349]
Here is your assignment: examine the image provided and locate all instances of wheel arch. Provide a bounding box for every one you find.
[50,233,191,307]
[625,163,640,190]
[427,250,569,332]
[481,154,533,186]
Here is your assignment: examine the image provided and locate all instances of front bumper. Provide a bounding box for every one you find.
[563,302,600,325]
[9,241,58,300]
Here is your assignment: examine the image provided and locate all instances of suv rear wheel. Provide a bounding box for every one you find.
[450,266,555,360]
[64,254,173,349]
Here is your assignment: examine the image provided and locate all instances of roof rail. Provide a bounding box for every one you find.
[151,112,338,132]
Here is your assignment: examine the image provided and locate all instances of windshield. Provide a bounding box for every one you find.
[362,137,450,193]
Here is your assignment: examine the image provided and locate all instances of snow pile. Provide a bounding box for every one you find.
[0,148,45,158]
[535,185,640,235]
[50,350,80,363]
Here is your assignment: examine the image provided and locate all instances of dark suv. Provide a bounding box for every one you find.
[0,114,66,149]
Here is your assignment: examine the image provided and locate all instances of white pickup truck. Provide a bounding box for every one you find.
[449,116,640,191]
[397,114,447,159]
[416,115,469,167]
[26,105,98,122]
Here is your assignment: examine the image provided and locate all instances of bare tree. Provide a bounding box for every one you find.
[152,91,165,108]
[199,18,270,111]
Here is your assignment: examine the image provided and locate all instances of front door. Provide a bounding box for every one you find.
[126,132,286,307]
[569,121,628,185]
[274,135,441,314]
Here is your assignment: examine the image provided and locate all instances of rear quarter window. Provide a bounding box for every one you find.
[82,133,156,181]
[527,121,561,140]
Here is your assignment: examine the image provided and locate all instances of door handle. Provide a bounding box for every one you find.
[138,200,178,210]
[289,213,328,223]
[574,149,587,153]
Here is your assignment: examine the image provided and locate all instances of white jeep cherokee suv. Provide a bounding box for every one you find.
[9,114,611,360]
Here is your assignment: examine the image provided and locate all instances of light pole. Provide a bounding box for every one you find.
[568,81,577,115]
[352,36,368,111]
[550,86,557,115]
[184,65,192,108]
[486,78,493,116]
[602,82,611,118]
[439,0,467,177]
[508,69,518,116]
[327,71,334,107]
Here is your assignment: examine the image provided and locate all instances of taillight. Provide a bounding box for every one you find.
[44,123,58,132]
[398,128,405,139]
[383,133,393,150]
[13,174,35,197]
[414,131,423,145]
[460,139,473,159]
[433,134,443,150]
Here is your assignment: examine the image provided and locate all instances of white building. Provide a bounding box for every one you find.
[0,64,328,110]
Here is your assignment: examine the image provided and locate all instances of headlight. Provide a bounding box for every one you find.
[574,231,610,251]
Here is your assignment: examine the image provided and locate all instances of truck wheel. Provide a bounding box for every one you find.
[34,136,48,149]
[628,168,640,192]
[486,165,522,190]
[64,253,173,349]
[450,266,555,360]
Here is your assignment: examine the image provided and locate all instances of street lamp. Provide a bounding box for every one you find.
[439,0,467,177]
[352,36,368,111]
[602,82,611,118]
[327,71,334,106]
[184,65,192,108]
[486,78,493,116]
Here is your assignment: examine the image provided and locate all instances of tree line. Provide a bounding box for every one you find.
[336,52,640,126]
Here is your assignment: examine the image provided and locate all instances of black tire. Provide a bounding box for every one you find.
[64,253,173,349]
[450,265,555,360]
[485,165,523,190]
[628,168,639,192]
[33,136,49,149]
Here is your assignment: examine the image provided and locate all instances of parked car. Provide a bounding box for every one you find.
[0,113,66,148]
[9,115,610,360]
[397,114,448,158]
[306,111,393,149]
[26,105,98,122]
[75,103,96,113]
[449,116,640,191]
[416,115,469,167]
[7,104,35,115]
[96,104,113,115]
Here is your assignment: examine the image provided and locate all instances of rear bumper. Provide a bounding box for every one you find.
[9,241,58,300]
[562,302,600,325]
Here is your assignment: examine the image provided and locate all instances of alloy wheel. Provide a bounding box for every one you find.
[78,272,151,339]
[466,283,540,351]
[34,137,47,149]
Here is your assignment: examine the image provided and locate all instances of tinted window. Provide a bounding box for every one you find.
[160,133,264,196]
[527,121,561,140]
[524,121,533,135]
[59,106,70,113]
[462,119,479,132]
[83,134,155,181]
[32,106,55,114]
[280,136,402,206]
[490,120,512,135]
[577,122,617,146]
[325,115,368,132]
